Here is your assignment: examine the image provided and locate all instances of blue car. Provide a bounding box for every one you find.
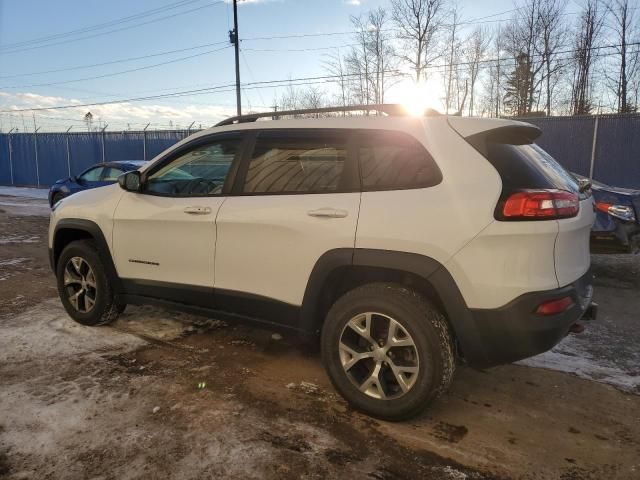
[574,173,640,253]
[49,160,145,207]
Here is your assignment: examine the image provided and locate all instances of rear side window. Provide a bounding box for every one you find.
[243,133,346,194]
[358,132,441,190]
[468,129,579,195]
[486,142,579,194]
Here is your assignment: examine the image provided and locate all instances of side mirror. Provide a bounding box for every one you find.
[118,171,142,192]
[70,175,78,182]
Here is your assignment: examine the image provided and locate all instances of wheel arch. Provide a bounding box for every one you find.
[52,219,122,293]
[301,248,483,363]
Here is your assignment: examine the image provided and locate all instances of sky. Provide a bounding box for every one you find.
[0,0,514,132]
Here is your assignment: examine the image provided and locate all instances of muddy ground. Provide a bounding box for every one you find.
[0,193,638,480]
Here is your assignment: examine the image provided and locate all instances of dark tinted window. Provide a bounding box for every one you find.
[243,134,346,194]
[146,139,239,196]
[486,142,579,194]
[358,132,441,190]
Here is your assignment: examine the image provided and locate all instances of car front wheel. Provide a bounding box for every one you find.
[321,283,455,421]
[56,240,121,326]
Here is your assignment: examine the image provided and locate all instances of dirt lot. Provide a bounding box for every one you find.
[0,193,639,480]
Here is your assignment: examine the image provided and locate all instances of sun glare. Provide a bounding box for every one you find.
[396,80,443,116]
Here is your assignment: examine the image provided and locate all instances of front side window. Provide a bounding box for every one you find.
[79,167,104,182]
[145,139,240,196]
[243,134,346,194]
[358,132,441,190]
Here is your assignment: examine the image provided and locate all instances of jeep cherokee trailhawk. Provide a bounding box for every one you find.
[49,105,596,420]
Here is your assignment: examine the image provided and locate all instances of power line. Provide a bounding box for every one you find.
[2,41,638,114]
[0,0,202,50]
[0,46,231,89]
[0,41,228,80]
[0,1,225,55]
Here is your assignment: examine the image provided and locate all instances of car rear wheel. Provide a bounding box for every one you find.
[321,283,455,421]
[56,240,121,326]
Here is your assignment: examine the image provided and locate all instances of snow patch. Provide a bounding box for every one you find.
[518,333,640,393]
[0,234,39,244]
[0,257,28,280]
[0,186,49,199]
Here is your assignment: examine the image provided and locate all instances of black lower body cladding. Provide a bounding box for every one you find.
[460,270,594,368]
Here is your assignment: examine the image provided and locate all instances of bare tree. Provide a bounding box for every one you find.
[484,24,506,117]
[83,112,93,132]
[323,49,350,109]
[391,0,446,82]
[367,7,397,105]
[443,3,463,113]
[504,0,545,114]
[607,0,639,112]
[538,0,567,115]
[465,26,490,116]
[571,0,605,114]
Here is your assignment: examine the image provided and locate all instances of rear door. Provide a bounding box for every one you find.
[213,129,360,326]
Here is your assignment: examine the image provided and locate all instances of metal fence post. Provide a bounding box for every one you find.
[187,121,195,137]
[589,115,599,180]
[101,124,108,163]
[34,127,41,187]
[143,123,150,161]
[65,126,73,177]
[8,128,15,185]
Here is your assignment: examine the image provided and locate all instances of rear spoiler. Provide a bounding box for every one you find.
[447,116,541,140]
[447,117,541,156]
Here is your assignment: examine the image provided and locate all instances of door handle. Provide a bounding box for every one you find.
[307,208,348,218]
[184,206,212,215]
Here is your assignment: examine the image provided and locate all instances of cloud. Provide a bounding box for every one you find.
[344,0,362,5]
[0,91,236,131]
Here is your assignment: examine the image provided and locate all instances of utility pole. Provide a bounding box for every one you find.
[229,0,241,116]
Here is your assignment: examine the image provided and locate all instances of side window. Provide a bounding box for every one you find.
[79,167,104,182]
[145,138,240,196]
[358,132,441,190]
[102,167,124,181]
[243,133,346,194]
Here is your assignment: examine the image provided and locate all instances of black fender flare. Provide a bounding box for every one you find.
[51,218,122,293]
[300,248,486,365]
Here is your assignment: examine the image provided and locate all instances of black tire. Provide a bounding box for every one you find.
[51,192,65,207]
[56,239,121,326]
[321,283,455,421]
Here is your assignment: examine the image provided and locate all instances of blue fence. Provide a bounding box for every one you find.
[521,113,640,189]
[0,129,195,187]
[1,114,639,188]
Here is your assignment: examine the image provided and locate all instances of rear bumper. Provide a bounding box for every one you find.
[461,270,594,368]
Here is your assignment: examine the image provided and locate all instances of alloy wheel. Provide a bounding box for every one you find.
[339,312,419,400]
[63,256,97,313]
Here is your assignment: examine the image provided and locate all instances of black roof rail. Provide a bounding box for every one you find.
[214,104,440,127]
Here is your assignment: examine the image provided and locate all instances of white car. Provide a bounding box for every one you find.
[49,105,596,420]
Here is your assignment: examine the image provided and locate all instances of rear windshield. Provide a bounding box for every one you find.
[486,142,579,194]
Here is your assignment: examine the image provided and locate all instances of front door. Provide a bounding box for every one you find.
[112,133,243,305]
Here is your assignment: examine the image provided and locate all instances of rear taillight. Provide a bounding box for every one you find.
[595,202,636,222]
[535,296,574,315]
[499,190,579,220]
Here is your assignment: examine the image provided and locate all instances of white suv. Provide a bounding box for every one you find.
[49,106,595,420]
